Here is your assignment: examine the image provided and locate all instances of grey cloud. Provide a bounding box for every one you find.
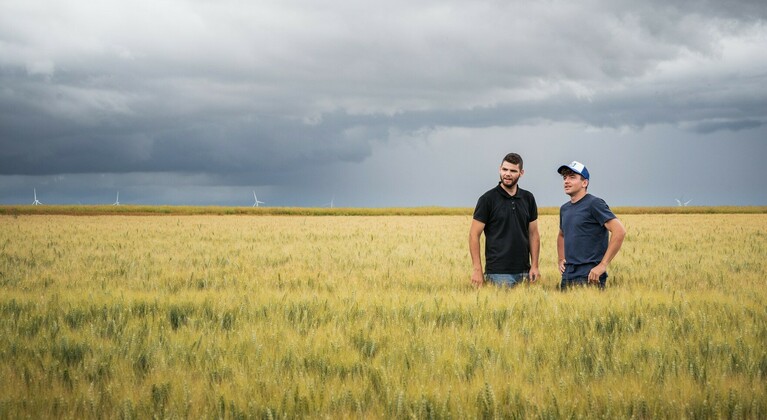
[688,119,764,134]
[0,0,765,206]
[0,106,377,176]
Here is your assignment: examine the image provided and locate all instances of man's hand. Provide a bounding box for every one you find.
[469,220,485,288]
[471,268,484,287]
[558,259,566,274]
[588,263,607,283]
[529,265,540,283]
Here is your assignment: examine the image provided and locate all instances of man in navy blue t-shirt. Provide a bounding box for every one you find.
[470,153,540,288]
[556,161,626,289]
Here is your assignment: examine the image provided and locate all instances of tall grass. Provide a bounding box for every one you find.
[0,214,765,418]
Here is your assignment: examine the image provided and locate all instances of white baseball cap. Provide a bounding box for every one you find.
[557,161,590,180]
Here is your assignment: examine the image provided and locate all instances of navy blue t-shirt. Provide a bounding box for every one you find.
[473,184,538,274]
[559,194,616,279]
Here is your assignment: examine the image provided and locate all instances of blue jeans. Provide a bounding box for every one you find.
[560,263,607,290]
[560,276,607,290]
[485,273,528,288]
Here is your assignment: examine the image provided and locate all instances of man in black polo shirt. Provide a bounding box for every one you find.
[470,153,540,287]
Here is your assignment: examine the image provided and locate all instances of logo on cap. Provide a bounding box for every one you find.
[557,161,590,180]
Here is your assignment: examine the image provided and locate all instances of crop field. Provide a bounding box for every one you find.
[1,211,766,418]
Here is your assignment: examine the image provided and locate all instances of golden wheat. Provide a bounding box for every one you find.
[0,214,765,418]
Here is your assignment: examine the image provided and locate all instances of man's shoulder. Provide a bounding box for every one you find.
[560,196,598,213]
[584,193,603,202]
[516,187,536,200]
[566,194,607,208]
[473,186,500,218]
[586,195,617,222]
[478,185,501,201]
[584,194,611,209]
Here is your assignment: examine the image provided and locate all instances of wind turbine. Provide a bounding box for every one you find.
[112,192,120,206]
[325,195,335,208]
[252,191,265,207]
[675,198,692,206]
[32,189,42,205]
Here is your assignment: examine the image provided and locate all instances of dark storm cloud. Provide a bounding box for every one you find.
[689,119,764,134]
[0,0,765,205]
[0,103,377,176]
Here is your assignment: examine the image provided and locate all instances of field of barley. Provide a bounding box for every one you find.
[1,210,766,418]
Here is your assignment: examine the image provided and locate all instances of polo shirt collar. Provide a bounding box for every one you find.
[495,182,519,199]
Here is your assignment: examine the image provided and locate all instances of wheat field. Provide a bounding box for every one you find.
[1,213,765,418]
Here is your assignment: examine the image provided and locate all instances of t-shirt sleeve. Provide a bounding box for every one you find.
[473,195,490,223]
[591,198,616,226]
[529,192,538,222]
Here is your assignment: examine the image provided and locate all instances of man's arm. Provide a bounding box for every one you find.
[588,218,627,282]
[557,229,566,274]
[469,219,486,287]
[528,220,540,281]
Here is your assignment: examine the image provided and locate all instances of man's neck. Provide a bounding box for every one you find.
[569,190,588,203]
[501,183,518,196]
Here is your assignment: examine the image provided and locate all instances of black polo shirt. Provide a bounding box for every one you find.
[473,184,538,274]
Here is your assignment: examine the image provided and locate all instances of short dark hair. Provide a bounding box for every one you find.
[561,168,585,179]
[502,153,523,170]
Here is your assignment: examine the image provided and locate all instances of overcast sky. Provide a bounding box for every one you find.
[1,0,765,207]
